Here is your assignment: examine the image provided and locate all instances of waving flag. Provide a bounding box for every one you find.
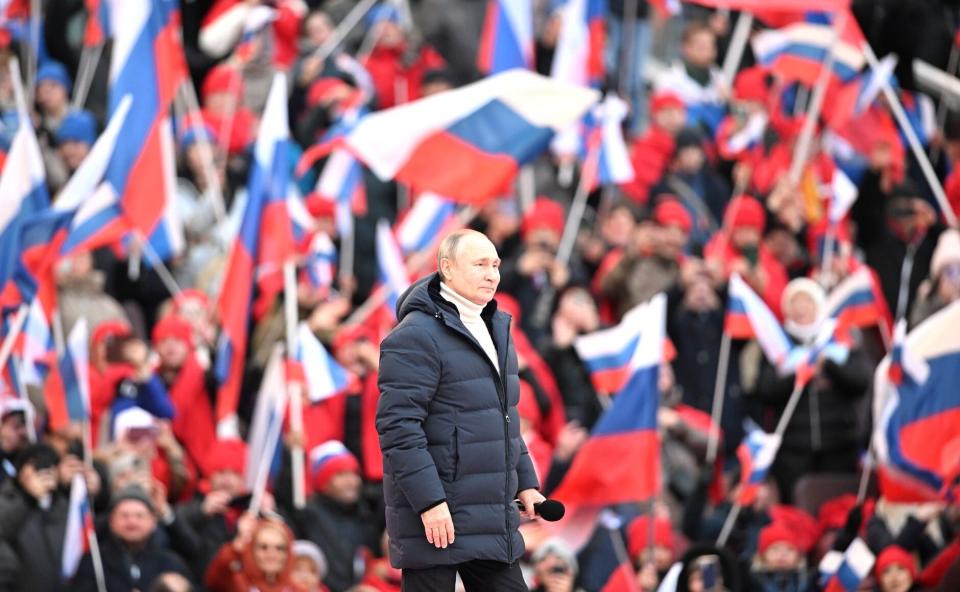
[301,70,599,204]
[216,74,295,435]
[395,193,457,255]
[62,473,94,580]
[819,538,875,592]
[720,113,768,160]
[83,0,111,46]
[575,299,650,394]
[104,0,187,240]
[825,267,892,337]
[376,220,410,319]
[581,95,634,192]
[550,0,605,89]
[20,296,53,387]
[312,107,369,238]
[725,274,793,369]
[302,232,337,295]
[873,303,960,501]
[478,0,534,75]
[553,294,665,505]
[736,426,782,505]
[294,323,351,403]
[828,168,858,224]
[0,108,50,308]
[752,11,865,87]
[244,346,287,487]
[141,154,186,266]
[685,0,850,8]
[43,319,92,432]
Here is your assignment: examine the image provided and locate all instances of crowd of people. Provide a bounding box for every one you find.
[2,0,960,590]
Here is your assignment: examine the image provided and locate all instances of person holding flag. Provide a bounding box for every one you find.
[753,278,872,503]
[377,228,543,591]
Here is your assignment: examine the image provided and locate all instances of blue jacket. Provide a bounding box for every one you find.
[376,273,539,569]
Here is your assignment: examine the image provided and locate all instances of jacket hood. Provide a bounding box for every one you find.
[395,273,503,322]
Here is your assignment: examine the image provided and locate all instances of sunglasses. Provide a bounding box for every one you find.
[255,543,288,552]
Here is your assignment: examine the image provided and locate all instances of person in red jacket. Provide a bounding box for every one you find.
[621,92,687,205]
[206,514,304,592]
[705,195,788,316]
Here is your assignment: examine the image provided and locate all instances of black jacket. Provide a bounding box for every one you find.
[72,530,191,592]
[376,273,539,569]
[0,479,68,592]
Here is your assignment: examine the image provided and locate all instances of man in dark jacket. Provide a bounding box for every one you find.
[377,229,544,591]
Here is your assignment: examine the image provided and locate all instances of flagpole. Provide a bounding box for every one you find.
[856,446,874,504]
[338,222,356,299]
[716,502,741,547]
[0,305,29,373]
[283,260,307,509]
[25,0,41,103]
[705,332,732,466]
[894,243,919,323]
[10,355,36,442]
[72,43,104,110]
[617,0,639,102]
[863,43,959,228]
[177,80,228,226]
[249,361,287,517]
[79,419,107,592]
[518,166,536,214]
[819,223,838,289]
[720,12,754,95]
[931,44,959,167]
[311,0,379,64]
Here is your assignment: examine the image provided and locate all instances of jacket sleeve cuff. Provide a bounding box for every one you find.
[418,498,447,514]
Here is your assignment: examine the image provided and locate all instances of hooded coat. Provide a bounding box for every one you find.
[376,273,539,569]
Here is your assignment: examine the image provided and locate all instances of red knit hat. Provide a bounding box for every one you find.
[650,92,685,114]
[204,439,247,477]
[733,67,768,103]
[307,77,351,106]
[653,198,692,233]
[758,522,798,555]
[202,64,244,102]
[521,197,565,240]
[152,315,194,348]
[627,516,674,558]
[769,505,818,553]
[817,494,857,533]
[724,195,766,233]
[92,320,132,348]
[309,441,360,493]
[875,546,917,580]
[305,192,336,220]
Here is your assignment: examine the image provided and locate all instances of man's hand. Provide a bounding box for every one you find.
[18,465,58,501]
[518,488,546,520]
[421,502,455,549]
[202,490,232,516]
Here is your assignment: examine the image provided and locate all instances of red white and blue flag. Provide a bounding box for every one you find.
[736,425,782,505]
[83,0,111,47]
[789,318,849,390]
[294,323,351,403]
[216,73,295,436]
[725,273,793,370]
[244,346,287,487]
[818,538,875,592]
[550,0,605,89]
[553,293,665,505]
[477,0,534,75]
[312,108,369,238]
[580,95,634,192]
[42,319,92,432]
[828,168,859,224]
[376,219,411,319]
[574,298,651,394]
[62,473,94,580]
[395,193,457,255]
[20,296,52,387]
[302,70,598,204]
[302,232,337,296]
[873,303,960,501]
[825,267,892,338]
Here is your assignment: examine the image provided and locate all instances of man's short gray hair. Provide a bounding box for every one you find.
[436,229,477,279]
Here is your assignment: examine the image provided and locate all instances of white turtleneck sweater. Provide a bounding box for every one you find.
[440,282,500,374]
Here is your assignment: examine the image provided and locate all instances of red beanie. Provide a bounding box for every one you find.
[817,494,857,533]
[152,315,194,348]
[769,505,818,553]
[725,195,766,233]
[733,67,768,103]
[92,320,132,348]
[627,516,674,558]
[309,441,360,494]
[202,64,244,102]
[521,197,565,240]
[650,92,685,114]
[758,522,798,555]
[876,546,917,580]
[204,439,247,477]
[653,198,692,233]
[307,77,350,107]
[305,192,336,220]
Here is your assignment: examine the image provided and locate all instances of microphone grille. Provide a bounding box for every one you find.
[538,499,565,521]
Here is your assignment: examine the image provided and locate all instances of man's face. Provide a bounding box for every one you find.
[59,141,90,172]
[440,233,501,306]
[675,146,704,174]
[601,208,636,248]
[156,337,189,371]
[657,224,689,260]
[209,469,244,497]
[762,542,801,571]
[654,106,686,135]
[683,30,717,68]
[879,564,913,592]
[36,80,68,113]
[304,12,334,47]
[324,469,361,505]
[0,413,28,453]
[109,500,156,546]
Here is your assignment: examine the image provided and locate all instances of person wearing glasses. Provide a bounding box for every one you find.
[205,515,301,592]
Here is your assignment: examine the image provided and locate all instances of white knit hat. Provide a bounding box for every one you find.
[781,277,826,318]
[931,229,960,279]
[292,540,328,579]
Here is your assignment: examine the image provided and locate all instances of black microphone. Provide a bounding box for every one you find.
[515,499,565,521]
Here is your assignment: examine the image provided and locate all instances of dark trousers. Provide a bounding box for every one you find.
[401,559,528,592]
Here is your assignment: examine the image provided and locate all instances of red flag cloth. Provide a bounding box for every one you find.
[169,354,216,475]
[600,563,639,592]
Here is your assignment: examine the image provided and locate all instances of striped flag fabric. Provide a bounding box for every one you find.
[395,193,457,255]
[83,0,111,46]
[724,273,793,370]
[574,299,649,394]
[43,319,92,432]
[302,232,337,296]
[244,345,287,488]
[828,168,858,224]
[825,267,892,337]
[20,295,53,387]
[294,323,351,403]
[819,538,875,592]
[477,0,534,75]
[62,473,94,580]
[736,425,782,505]
[550,0,605,89]
[581,95,634,192]
[376,219,411,319]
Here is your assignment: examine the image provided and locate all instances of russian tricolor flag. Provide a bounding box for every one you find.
[20,295,53,387]
[873,302,960,501]
[550,0,605,89]
[818,538,875,592]
[244,346,288,488]
[294,323,351,403]
[553,294,665,506]
[736,425,782,505]
[305,70,598,204]
[43,319,92,432]
[581,95,634,192]
[376,220,411,319]
[395,193,457,255]
[574,299,651,394]
[216,73,295,435]
[302,232,337,296]
[477,0,534,75]
[104,0,187,239]
[725,273,793,370]
[825,267,892,338]
[310,107,369,238]
[62,473,94,580]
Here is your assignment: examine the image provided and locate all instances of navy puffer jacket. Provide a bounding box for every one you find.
[376,273,539,569]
